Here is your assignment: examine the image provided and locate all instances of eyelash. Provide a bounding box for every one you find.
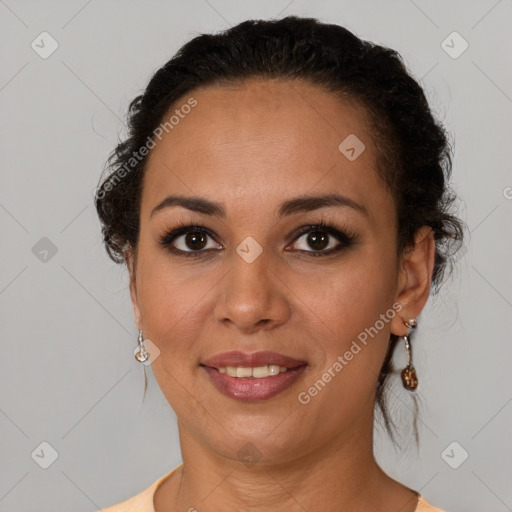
[158,219,357,259]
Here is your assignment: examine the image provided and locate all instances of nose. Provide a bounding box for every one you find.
[213,248,291,334]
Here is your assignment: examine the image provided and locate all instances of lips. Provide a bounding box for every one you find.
[200,350,308,402]
[201,350,307,369]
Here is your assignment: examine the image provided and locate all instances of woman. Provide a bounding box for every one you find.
[96,16,463,512]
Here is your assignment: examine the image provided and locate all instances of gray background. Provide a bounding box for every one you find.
[1,1,511,511]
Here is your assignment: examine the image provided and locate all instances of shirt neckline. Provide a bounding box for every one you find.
[150,465,428,512]
[150,464,183,512]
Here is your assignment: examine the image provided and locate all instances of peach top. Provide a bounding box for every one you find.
[101,464,447,512]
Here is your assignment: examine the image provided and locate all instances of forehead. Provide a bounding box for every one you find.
[141,79,388,221]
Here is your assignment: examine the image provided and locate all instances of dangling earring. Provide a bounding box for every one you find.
[401,318,418,391]
[134,329,150,363]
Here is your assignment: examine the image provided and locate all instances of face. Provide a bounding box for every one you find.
[128,78,424,465]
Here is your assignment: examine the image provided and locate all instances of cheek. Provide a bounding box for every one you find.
[134,245,201,348]
[308,247,398,374]
[135,252,209,411]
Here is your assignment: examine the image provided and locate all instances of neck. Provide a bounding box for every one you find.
[154,419,419,512]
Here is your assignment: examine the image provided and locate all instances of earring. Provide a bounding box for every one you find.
[134,329,150,363]
[401,318,418,391]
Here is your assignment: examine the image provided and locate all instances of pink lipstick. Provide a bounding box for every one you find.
[201,350,308,402]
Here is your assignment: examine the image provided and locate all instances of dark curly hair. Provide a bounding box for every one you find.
[95,16,464,446]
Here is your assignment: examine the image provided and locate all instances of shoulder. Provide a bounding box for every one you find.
[101,489,152,512]
[101,465,182,512]
[416,495,449,512]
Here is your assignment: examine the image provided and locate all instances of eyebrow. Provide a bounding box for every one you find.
[150,193,368,219]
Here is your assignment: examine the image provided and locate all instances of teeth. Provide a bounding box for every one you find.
[236,367,253,378]
[217,365,289,378]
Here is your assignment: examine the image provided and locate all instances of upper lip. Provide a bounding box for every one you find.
[201,350,307,369]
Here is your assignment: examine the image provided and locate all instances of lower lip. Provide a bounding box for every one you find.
[202,365,308,402]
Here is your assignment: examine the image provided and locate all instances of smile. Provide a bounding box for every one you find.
[217,365,289,378]
[200,350,309,401]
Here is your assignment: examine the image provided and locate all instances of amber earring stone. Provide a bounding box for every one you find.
[401,366,418,390]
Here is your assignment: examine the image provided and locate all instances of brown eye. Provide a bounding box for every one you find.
[159,225,222,256]
[291,228,341,253]
[159,222,355,259]
[172,229,220,253]
[183,231,208,251]
[305,230,330,251]
[288,222,356,256]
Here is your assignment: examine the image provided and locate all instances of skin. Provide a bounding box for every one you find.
[126,78,435,512]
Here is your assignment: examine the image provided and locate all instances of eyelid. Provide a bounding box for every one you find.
[285,222,356,254]
[158,225,221,256]
[158,219,357,257]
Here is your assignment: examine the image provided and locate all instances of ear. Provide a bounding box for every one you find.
[390,226,435,337]
[126,246,142,331]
